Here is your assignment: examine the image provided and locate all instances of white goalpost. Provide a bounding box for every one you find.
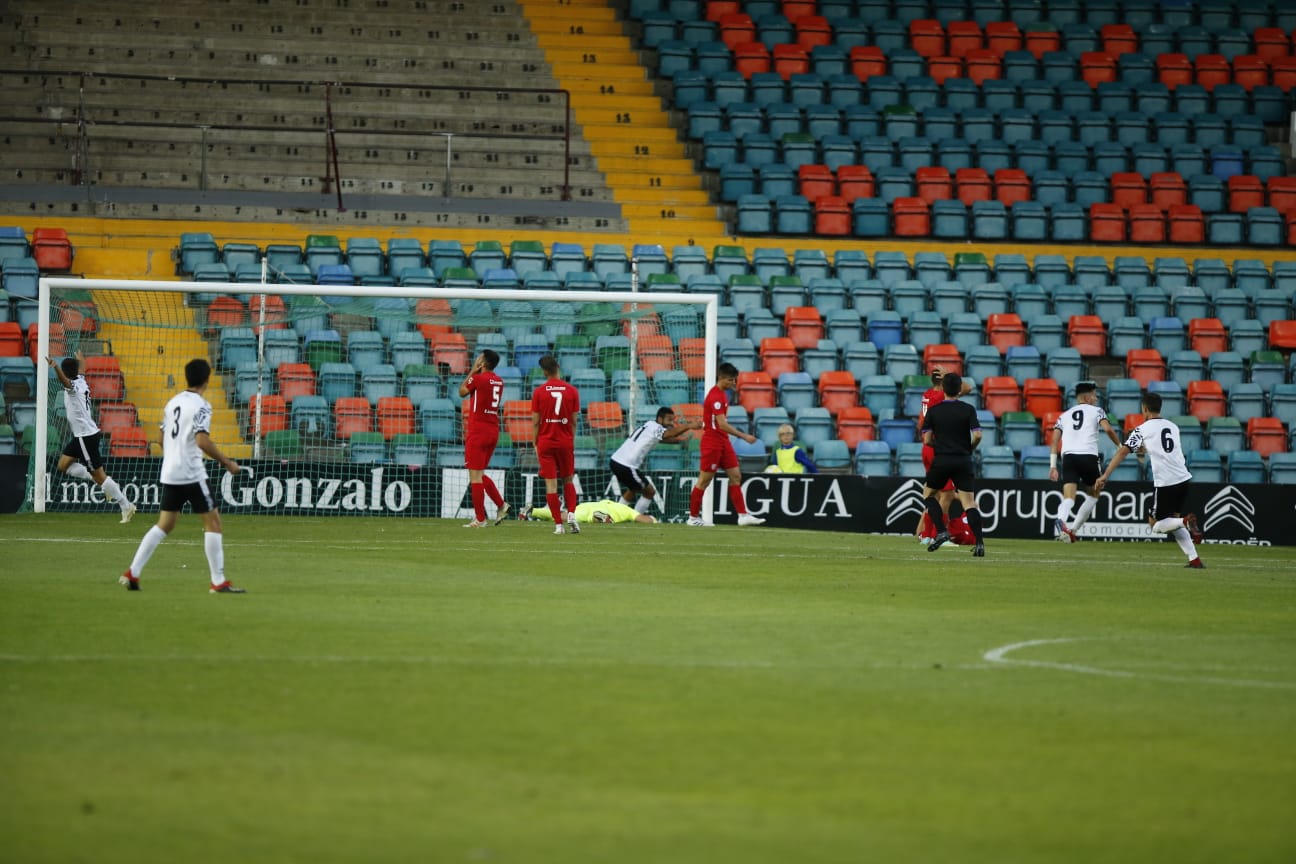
[33,275,721,521]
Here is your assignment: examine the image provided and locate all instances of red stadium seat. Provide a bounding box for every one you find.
[1232,55,1269,91]
[1186,380,1226,422]
[501,400,532,443]
[1110,172,1148,207]
[733,41,770,77]
[915,166,953,203]
[1228,175,1265,213]
[981,376,1022,417]
[836,165,874,202]
[82,356,124,401]
[1068,315,1107,357]
[909,19,946,58]
[586,401,625,432]
[332,397,371,439]
[706,0,741,22]
[1089,203,1127,242]
[1272,56,1296,91]
[1023,28,1059,59]
[679,338,707,379]
[376,396,416,440]
[986,313,1027,352]
[923,343,962,376]
[0,321,22,357]
[1080,51,1118,86]
[1101,24,1137,55]
[737,371,777,412]
[276,362,316,403]
[927,55,964,85]
[813,196,851,235]
[798,164,836,202]
[1194,53,1231,91]
[1269,320,1296,351]
[27,323,65,364]
[205,296,246,331]
[1252,29,1290,61]
[1149,172,1187,209]
[794,15,833,50]
[817,370,858,417]
[718,13,756,50]
[249,294,288,334]
[759,337,799,378]
[1128,205,1166,243]
[1125,348,1166,387]
[638,334,675,377]
[946,21,984,58]
[1188,318,1228,355]
[964,49,1002,84]
[849,45,887,80]
[836,406,876,449]
[430,332,469,375]
[984,22,1022,56]
[784,306,825,349]
[1247,417,1288,459]
[772,43,810,79]
[1157,53,1193,89]
[783,0,816,19]
[96,401,139,436]
[1267,176,1296,214]
[893,198,931,237]
[1023,378,1063,419]
[994,168,1030,206]
[247,394,289,437]
[954,168,991,204]
[108,426,151,458]
[1168,204,1205,243]
[31,227,72,271]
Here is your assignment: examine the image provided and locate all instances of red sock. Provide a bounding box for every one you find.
[481,475,504,507]
[563,481,578,513]
[689,485,704,517]
[546,492,563,524]
[471,482,486,522]
[919,513,935,539]
[728,484,748,516]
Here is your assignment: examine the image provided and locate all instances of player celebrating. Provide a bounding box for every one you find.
[687,362,765,527]
[521,498,658,525]
[1049,381,1121,542]
[921,372,986,556]
[457,348,510,528]
[531,355,581,536]
[120,358,244,593]
[1094,391,1204,568]
[46,353,136,523]
[609,405,699,515]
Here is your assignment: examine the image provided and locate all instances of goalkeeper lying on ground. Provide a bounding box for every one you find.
[521,499,657,524]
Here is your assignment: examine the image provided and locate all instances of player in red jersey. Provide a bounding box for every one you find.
[915,366,972,544]
[458,348,510,528]
[531,355,581,535]
[687,362,765,527]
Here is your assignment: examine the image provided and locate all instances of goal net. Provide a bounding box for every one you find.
[28,276,719,521]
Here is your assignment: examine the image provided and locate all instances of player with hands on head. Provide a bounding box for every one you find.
[687,362,765,527]
[457,348,510,527]
[46,351,137,524]
[609,405,700,515]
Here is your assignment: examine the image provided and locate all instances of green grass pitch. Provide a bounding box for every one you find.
[1,513,1294,864]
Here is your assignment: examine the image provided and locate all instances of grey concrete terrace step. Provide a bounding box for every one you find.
[11,23,540,50]
[11,11,535,38]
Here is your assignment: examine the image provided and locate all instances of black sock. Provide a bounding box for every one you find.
[967,507,984,542]
[925,495,946,533]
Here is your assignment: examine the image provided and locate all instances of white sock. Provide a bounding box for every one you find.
[100,476,128,508]
[1170,526,1197,560]
[634,496,653,513]
[1072,494,1100,530]
[1055,498,1074,523]
[66,462,91,481]
[1153,517,1184,534]
[204,532,225,586]
[129,526,167,578]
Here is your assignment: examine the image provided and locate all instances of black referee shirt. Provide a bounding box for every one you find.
[921,399,981,456]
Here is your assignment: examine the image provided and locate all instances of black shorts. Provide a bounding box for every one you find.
[1153,480,1190,522]
[63,432,105,471]
[925,454,975,494]
[160,480,216,514]
[609,458,650,495]
[1061,453,1101,487]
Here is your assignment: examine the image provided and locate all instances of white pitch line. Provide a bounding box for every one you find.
[984,637,1296,691]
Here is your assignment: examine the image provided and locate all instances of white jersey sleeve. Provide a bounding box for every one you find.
[1124,418,1192,487]
[159,391,214,485]
[610,420,666,470]
[1054,403,1107,455]
[63,376,100,438]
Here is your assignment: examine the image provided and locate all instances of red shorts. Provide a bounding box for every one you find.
[464,430,499,471]
[536,441,574,479]
[922,443,955,492]
[699,436,739,473]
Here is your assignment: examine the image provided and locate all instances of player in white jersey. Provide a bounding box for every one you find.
[608,406,699,514]
[120,358,246,593]
[1048,381,1121,542]
[1095,390,1204,568]
[46,353,136,523]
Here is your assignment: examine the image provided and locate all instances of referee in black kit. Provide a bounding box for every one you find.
[919,372,987,557]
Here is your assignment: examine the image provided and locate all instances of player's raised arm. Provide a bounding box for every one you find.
[46,355,72,389]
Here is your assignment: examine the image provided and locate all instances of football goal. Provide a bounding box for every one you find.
[30,274,719,519]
